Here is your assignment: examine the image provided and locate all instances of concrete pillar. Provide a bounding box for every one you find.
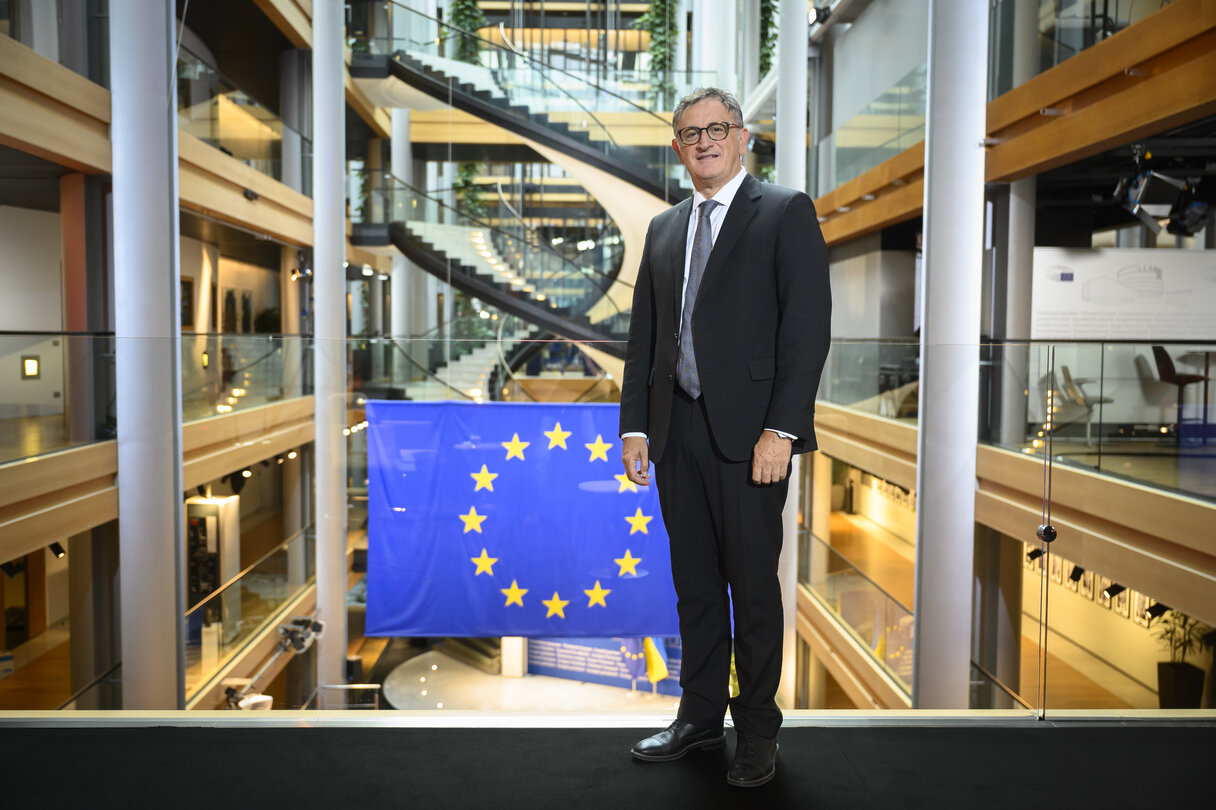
[973,528,1023,698]
[911,0,989,709]
[280,245,304,399]
[775,0,807,190]
[279,49,310,195]
[998,0,1040,446]
[313,0,348,688]
[68,523,120,699]
[739,0,761,97]
[716,3,738,93]
[110,0,185,709]
[777,454,800,708]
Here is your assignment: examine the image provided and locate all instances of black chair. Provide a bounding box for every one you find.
[1151,345,1209,439]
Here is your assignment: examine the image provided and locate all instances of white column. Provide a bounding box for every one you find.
[911,0,989,709]
[111,0,184,709]
[739,0,761,98]
[716,4,738,93]
[999,0,1040,446]
[775,0,807,189]
[313,0,348,688]
[773,0,808,709]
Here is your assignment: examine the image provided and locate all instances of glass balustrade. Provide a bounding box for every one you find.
[176,47,311,194]
[988,0,1160,97]
[348,0,690,201]
[182,334,312,422]
[58,664,123,711]
[798,531,915,697]
[184,526,316,700]
[986,340,1216,504]
[0,331,115,464]
[350,170,629,336]
[0,2,109,86]
[810,63,926,197]
[817,340,921,421]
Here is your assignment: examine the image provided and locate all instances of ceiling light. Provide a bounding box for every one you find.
[1146,602,1169,619]
[1026,549,1044,561]
[1069,565,1084,582]
[49,542,66,559]
[1103,583,1125,599]
[240,469,253,479]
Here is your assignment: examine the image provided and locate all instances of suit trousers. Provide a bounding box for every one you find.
[655,388,788,738]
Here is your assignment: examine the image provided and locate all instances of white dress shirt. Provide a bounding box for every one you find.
[624,167,796,443]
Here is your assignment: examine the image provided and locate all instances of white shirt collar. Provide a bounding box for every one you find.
[691,167,748,213]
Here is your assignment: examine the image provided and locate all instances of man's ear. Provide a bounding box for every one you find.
[671,139,681,160]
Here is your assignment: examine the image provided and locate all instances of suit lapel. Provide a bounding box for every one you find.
[668,198,692,325]
[695,174,762,305]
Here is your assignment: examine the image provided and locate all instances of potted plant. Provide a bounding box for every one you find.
[1151,609,1212,709]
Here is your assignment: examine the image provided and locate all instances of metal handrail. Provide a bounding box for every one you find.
[56,661,122,710]
[185,525,312,619]
[971,660,1034,710]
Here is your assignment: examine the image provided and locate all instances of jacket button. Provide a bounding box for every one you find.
[672,331,678,341]
[667,373,674,382]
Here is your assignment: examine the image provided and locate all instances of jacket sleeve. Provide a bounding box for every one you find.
[764,192,831,438]
[619,220,657,437]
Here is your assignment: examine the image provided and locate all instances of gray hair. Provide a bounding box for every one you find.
[672,87,744,132]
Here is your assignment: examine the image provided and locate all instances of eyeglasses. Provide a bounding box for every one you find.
[675,122,739,146]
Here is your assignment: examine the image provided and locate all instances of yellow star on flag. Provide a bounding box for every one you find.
[544,422,572,450]
[584,580,611,608]
[585,434,612,462]
[459,506,487,534]
[542,591,571,618]
[501,579,527,607]
[614,549,642,577]
[470,464,498,492]
[613,473,638,493]
[502,433,530,460]
[470,548,498,576]
[625,507,652,535]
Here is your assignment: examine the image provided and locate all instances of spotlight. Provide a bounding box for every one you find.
[243,188,259,201]
[287,450,298,460]
[241,469,253,479]
[1026,549,1044,561]
[276,456,285,465]
[227,473,247,495]
[1,561,22,577]
[1069,565,1084,582]
[1103,583,1125,599]
[260,460,270,468]
[1202,629,1216,647]
[1146,602,1169,620]
[49,542,66,559]
[810,6,831,24]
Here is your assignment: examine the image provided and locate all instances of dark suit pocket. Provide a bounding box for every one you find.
[748,357,776,380]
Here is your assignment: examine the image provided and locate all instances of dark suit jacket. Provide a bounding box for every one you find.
[619,173,831,463]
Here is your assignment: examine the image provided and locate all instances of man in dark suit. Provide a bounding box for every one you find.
[619,87,830,787]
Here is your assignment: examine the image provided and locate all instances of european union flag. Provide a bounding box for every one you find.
[364,401,680,637]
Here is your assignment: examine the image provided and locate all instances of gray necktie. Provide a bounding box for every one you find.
[676,199,720,399]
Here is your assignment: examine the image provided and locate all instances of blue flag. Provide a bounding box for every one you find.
[365,401,680,637]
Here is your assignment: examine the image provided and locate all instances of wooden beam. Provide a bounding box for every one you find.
[178,132,314,246]
[252,0,312,48]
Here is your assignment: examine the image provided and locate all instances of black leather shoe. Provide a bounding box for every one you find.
[726,732,778,787]
[630,719,726,762]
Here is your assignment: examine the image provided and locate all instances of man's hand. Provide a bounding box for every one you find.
[751,431,792,485]
[621,436,652,486]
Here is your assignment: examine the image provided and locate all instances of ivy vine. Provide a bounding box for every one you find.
[634,0,678,106]
[449,0,487,65]
[454,162,486,220]
[759,0,779,75]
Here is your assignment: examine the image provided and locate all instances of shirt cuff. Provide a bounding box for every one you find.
[765,428,797,441]
[621,432,648,440]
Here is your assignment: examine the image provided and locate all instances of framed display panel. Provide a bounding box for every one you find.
[1065,564,1080,592]
[1079,570,1094,600]
[1113,587,1131,618]
[1132,592,1151,627]
[1049,553,1064,584]
[1097,576,1113,609]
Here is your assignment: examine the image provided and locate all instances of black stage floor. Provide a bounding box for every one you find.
[2,720,1213,808]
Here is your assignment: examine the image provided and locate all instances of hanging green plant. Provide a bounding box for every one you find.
[454,162,487,220]
[634,0,678,107]
[449,0,488,65]
[759,0,779,75]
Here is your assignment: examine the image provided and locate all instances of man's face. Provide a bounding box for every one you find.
[672,99,748,191]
